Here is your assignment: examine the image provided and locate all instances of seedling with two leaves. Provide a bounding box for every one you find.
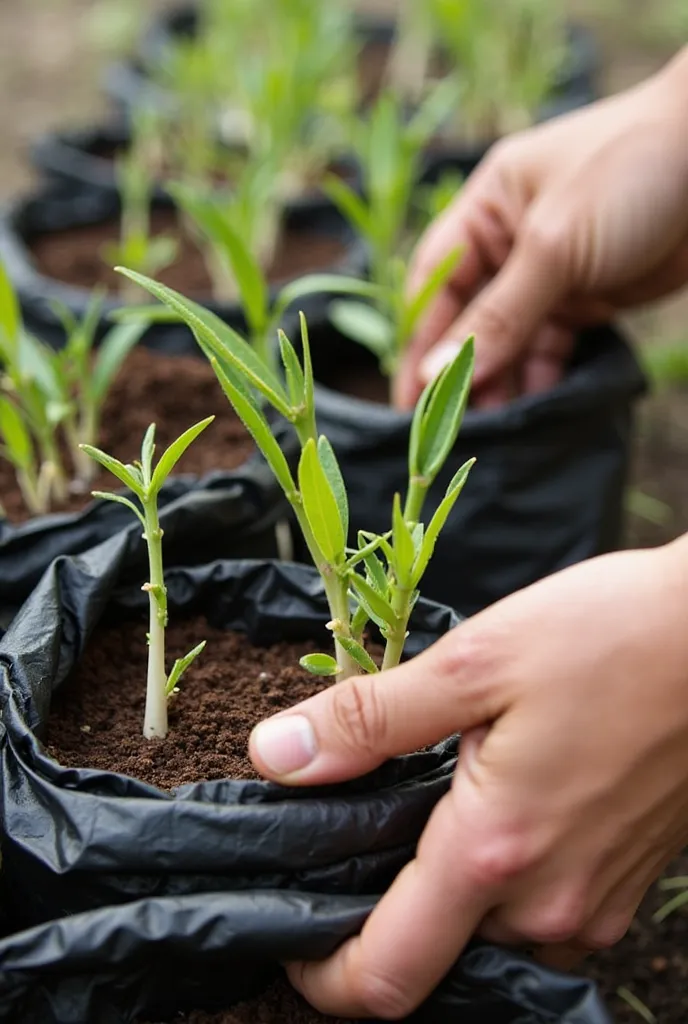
[81,419,213,739]
[0,264,144,515]
[116,266,475,681]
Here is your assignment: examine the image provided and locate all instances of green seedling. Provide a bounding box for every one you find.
[0,262,144,513]
[115,267,475,681]
[427,0,567,141]
[616,988,656,1024]
[81,419,213,739]
[102,109,178,302]
[653,875,688,924]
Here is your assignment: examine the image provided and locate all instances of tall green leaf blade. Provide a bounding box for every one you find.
[91,322,146,403]
[140,423,156,487]
[401,246,463,345]
[79,445,145,496]
[274,274,380,322]
[329,300,394,363]
[320,176,371,239]
[0,260,20,357]
[415,337,474,481]
[166,640,207,695]
[411,458,475,586]
[300,312,315,415]
[211,357,296,499]
[90,491,146,528]
[279,330,306,408]
[0,397,34,470]
[150,416,215,494]
[317,435,348,541]
[298,438,346,566]
[392,492,415,585]
[115,269,291,416]
[336,635,379,674]
[347,570,397,629]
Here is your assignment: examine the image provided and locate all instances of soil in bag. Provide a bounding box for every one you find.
[0,345,253,523]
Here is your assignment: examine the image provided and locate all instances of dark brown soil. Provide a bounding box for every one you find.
[46,616,336,787]
[0,345,252,523]
[29,208,348,297]
[326,362,391,405]
[141,975,356,1024]
[583,851,688,1023]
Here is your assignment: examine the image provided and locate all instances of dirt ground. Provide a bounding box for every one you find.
[0,2,687,1022]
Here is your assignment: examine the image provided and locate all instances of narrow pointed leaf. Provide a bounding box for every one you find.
[336,636,379,674]
[411,458,475,586]
[414,337,474,481]
[166,641,207,696]
[279,330,306,408]
[274,274,381,322]
[141,423,156,487]
[211,357,296,498]
[300,312,315,414]
[90,491,146,528]
[321,176,371,239]
[401,247,463,344]
[347,571,397,629]
[79,445,145,496]
[392,492,415,585]
[0,260,20,355]
[300,653,339,677]
[150,416,215,494]
[329,300,394,363]
[109,305,184,324]
[317,436,348,541]
[298,438,346,565]
[91,322,146,403]
[115,269,291,415]
[350,602,370,640]
[0,397,34,470]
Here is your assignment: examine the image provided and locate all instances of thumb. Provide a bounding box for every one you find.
[419,223,568,391]
[249,625,504,785]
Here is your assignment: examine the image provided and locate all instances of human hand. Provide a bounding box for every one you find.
[250,538,688,1019]
[395,47,688,410]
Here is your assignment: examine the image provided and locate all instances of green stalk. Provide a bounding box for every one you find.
[17,467,44,516]
[382,584,414,672]
[404,478,428,524]
[142,501,169,740]
[38,433,69,504]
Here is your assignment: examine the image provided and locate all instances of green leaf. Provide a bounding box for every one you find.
[273,273,380,322]
[347,571,397,630]
[329,300,395,364]
[300,312,315,415]
[115,269,291,417]
[0,397,34,470]
[406,77,461,149]
[108,304,184,324]
[321,176,371,239]
[279,330,306,408]
[317,436,348,541]
[411,337,474,481]
[298,437,346,566]
[392,492,415,586]
[166,640,207,696]
[170,182,268,338]
[336,635,379,674]
[79,444,145,496]
[90,491,146,528]
[411,459,475,586]
[401,246,463,345]
[91,322,146,403]
[150,416,215,495]
[0,260,20,356]
[18,334,64,402]
[211,356,296,498]
[140,423,156,487]
[300,652,339,677]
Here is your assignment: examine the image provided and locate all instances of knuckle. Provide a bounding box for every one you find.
[330,677,387,758]
[464,833,536,889]
[521,216,567,267]
[580,913,632,951]
[353,967,416,1020]
[433,626,497,690]
[520,892,588,946]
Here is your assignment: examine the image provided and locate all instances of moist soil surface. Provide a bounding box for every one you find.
[29,209,349,297]
[141,976,356,1024]
[0,345,252,523]
[46,616,338,786]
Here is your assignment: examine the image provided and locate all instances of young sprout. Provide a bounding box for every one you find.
[0,262,144,513]
[102,109,178,303]
[114,268,475,681]
[80,419,213,739]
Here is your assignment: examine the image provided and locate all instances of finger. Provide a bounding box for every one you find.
[522,324,575,396]
[288,791,496,1019]
[250,621,505,785]
[419,221,569,391]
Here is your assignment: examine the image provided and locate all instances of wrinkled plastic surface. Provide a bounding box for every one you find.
[0,185,367,351]
[305,323,646,614]
[0,551,460,931]
[0,452,291,629]
[0,891,611,1024]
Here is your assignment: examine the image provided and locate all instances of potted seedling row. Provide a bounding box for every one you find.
[0,260,296,623]
[0,306,612,1023]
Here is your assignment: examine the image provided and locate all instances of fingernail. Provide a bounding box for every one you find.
[420,340,460,382]
[252,715,318,777]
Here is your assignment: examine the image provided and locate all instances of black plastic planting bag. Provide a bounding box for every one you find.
[0,455,290,628]
[0,547,460,932]
[307,323,646,614]
[0,185,367,351]
[0,893,612,1024]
